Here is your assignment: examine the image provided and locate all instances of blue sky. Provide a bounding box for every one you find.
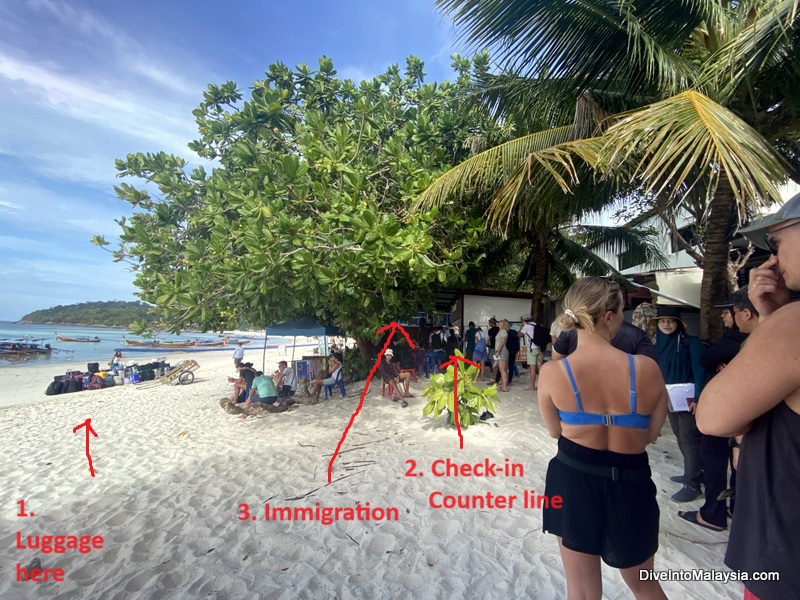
[0,0,462,320]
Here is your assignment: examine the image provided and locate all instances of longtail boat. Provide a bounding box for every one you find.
[55,333,101,343]
[123,337,227,348]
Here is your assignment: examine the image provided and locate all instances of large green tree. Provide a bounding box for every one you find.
[430,0,799,340]
[96,56,505,352]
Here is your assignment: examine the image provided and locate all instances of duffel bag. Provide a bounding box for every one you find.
[45,380,64,396]
[88,375,104,390]
[63,379,82,394]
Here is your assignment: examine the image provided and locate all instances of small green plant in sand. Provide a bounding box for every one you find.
[422,351,498,429]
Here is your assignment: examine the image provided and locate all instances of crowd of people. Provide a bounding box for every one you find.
[212,195,800,597]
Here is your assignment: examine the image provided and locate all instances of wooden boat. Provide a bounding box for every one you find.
[55,333,101,343]
[123,337,227,349]
[0,341,53,356]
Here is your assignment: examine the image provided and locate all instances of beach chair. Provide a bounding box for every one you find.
[324,368,346,399]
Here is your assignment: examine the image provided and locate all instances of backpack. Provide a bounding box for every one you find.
[45,380,64,396]
[474,334,487,354]
[533,324,550,351]
[506,330,520,353]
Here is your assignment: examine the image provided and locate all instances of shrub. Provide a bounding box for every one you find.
[422,351,498,429]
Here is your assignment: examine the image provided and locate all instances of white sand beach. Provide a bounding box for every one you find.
[1,352,740,599]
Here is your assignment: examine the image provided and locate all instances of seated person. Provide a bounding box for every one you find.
[312,356,342,400]
[277,360,297,397]
[378,349,413,407]
[244,370,280,408]
[227,362,256,403]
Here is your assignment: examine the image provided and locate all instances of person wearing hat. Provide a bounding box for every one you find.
[697,192,800,599]
[649,305,708,503]
[378,348,413,407]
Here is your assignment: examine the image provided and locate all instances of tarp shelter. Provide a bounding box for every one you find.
[264,317,342,365]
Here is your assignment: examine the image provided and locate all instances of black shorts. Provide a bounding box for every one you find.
[542,437,659,568]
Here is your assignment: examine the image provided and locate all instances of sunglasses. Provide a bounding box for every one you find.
[764,220,800,255]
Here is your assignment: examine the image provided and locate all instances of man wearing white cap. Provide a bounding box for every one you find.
[378,349,413,408]
[697,192,800,599]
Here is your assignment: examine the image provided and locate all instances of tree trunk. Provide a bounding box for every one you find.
[699,174,738,342]
[528,235,549,323]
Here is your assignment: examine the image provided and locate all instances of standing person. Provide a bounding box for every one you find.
[681,290,752,532]
[445,327,460,358]
[464,321,477,360]
[520,317,540,390]
[538,277,668,600]
[232,342,245,368]
[649,306,708,503]
[697,194,800,600]
[472,327,488,382]
[487,318,500,379]
[495,319,510,392]
[499,323,520,385]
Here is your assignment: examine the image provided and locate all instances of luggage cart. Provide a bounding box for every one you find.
[137,360,200,389]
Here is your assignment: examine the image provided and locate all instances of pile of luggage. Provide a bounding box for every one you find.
[44,361,170,395]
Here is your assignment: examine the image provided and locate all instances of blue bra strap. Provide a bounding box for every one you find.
[628,354,637,413]
[561,358,584,412]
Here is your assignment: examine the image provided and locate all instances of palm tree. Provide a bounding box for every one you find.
[428,0,799,340]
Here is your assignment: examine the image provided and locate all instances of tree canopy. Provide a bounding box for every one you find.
[96,55,505,342]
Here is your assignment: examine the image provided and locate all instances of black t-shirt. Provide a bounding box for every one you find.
[699,329,747,375]
[240,368,256,387]
[553,322,658,362]
[506,329,520,353]
[488,326,500,351]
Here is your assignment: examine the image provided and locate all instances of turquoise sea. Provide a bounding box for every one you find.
[0,322,294,368]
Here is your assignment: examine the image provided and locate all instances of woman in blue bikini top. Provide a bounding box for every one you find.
[538,277,669,452]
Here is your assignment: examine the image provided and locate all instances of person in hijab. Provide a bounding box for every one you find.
[649,306,707,503]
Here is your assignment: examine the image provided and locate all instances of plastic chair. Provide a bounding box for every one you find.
[324,368,346,399]
[425,352,442,376]
[381,376,404,401]
[400,367,417,383]
[411,349,427,377]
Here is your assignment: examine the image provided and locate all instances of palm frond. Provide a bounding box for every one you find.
[568,224,670,270]
[595,90,788,205]
[435,0,701,98]
[414,125,576,211]
[551,232,620,277]
[701,0,800,104]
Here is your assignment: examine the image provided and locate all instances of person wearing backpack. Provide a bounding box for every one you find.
[521,317,544,390]
[498,324,521,385]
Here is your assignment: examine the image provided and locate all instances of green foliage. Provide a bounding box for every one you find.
[101,55,504,341]
[422,350,498,429]
[342,347,373,383]
[19,301,153,328]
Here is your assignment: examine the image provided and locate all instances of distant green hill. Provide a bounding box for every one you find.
[20,301,154,328]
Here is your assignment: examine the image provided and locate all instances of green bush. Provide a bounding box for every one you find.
[342,347,373,383]
[422,351,498,429]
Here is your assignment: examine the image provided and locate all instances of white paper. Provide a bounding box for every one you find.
[666,383,695,412]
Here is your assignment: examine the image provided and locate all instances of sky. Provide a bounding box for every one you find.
[0,0,463,320]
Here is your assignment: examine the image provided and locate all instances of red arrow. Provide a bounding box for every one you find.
[72,418,98,477]
[328,322,415,483]
[439,355,480,449]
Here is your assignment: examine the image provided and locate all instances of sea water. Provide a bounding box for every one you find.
[0,322,299,368]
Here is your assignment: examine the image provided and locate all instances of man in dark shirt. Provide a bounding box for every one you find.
[551,320,658,362]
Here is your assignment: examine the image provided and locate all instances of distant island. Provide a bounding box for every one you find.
[19,301,153,328]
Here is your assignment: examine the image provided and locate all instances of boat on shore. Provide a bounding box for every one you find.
[55,332,101,343]
[123,337,228,349]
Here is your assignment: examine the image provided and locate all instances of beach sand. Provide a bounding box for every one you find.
[1,352,739,599]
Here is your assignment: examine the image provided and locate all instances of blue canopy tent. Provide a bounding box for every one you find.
[263,317,342,367]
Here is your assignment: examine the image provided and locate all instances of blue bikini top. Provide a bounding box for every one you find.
[557,354,650,429]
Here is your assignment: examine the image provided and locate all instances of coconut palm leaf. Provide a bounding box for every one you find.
[414,125,577,211]
[568,224,669,270]
[593,90,787,204]
[435,0,701,98]
[701,0,800,105]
